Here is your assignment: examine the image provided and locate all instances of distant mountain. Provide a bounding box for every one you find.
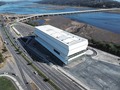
[91,1,120,8]
[37,0,120,8]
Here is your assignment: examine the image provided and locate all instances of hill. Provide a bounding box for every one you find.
[37,0,120,8]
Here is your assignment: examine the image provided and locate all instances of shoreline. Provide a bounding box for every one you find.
[103,9,120,14]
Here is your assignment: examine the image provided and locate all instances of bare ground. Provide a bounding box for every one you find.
[43,16,120,45]
[0,36,12,68]
[0,37,3,51]
[30,82,39,90]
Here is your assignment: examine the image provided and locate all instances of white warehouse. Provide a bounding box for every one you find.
[34,25,88,64]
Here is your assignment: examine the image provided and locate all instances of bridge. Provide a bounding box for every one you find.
[0,14,29,22]
[17,8,120,22]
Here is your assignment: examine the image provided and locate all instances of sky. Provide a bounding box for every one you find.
[0,0,119,1]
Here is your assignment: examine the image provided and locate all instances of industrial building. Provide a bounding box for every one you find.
[34,25,88,64]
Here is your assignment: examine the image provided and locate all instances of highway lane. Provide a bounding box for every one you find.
[2,24,50,89]
[0,25,55,90]
[8,45,53,90]
[13,55,31,90]
[17,54,54,90]
[13,50,54,90]
[27,46,82,90]
[0,27,27,90]
[34,60,82,90]
[0,26,29,90]
[6,23,33,57]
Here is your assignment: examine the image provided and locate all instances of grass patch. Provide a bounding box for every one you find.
[0,77,17,90]
[89,39,120,57]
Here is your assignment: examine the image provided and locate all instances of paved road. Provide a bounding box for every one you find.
[26,42,83,90]
[0,25,54,90]
[0,26,28,90]
[64,56,120,90]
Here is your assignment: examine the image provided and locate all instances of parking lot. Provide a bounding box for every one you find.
[63,55,120,90]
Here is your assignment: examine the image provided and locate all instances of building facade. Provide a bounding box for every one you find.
[34,25,88,64]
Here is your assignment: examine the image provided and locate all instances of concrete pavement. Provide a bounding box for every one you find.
[1,25,55,90]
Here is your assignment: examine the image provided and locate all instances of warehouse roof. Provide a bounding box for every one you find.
[35,25,87,46]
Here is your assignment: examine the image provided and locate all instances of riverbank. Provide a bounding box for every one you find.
[104,9,120,14]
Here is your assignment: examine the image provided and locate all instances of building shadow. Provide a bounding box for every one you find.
[18,36,65,66]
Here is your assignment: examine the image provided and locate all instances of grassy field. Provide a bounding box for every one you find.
[0,77,17,90]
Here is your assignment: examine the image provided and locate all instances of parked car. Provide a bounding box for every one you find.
[33,71,38,75]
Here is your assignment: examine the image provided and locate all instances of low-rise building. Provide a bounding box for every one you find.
[34,25,88,64]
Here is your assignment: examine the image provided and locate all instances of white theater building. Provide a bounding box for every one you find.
[34,25,88,64]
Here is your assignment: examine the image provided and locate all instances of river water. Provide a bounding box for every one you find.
[0,1,120,33]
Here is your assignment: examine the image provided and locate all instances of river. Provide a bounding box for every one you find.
[0,1,120,33]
